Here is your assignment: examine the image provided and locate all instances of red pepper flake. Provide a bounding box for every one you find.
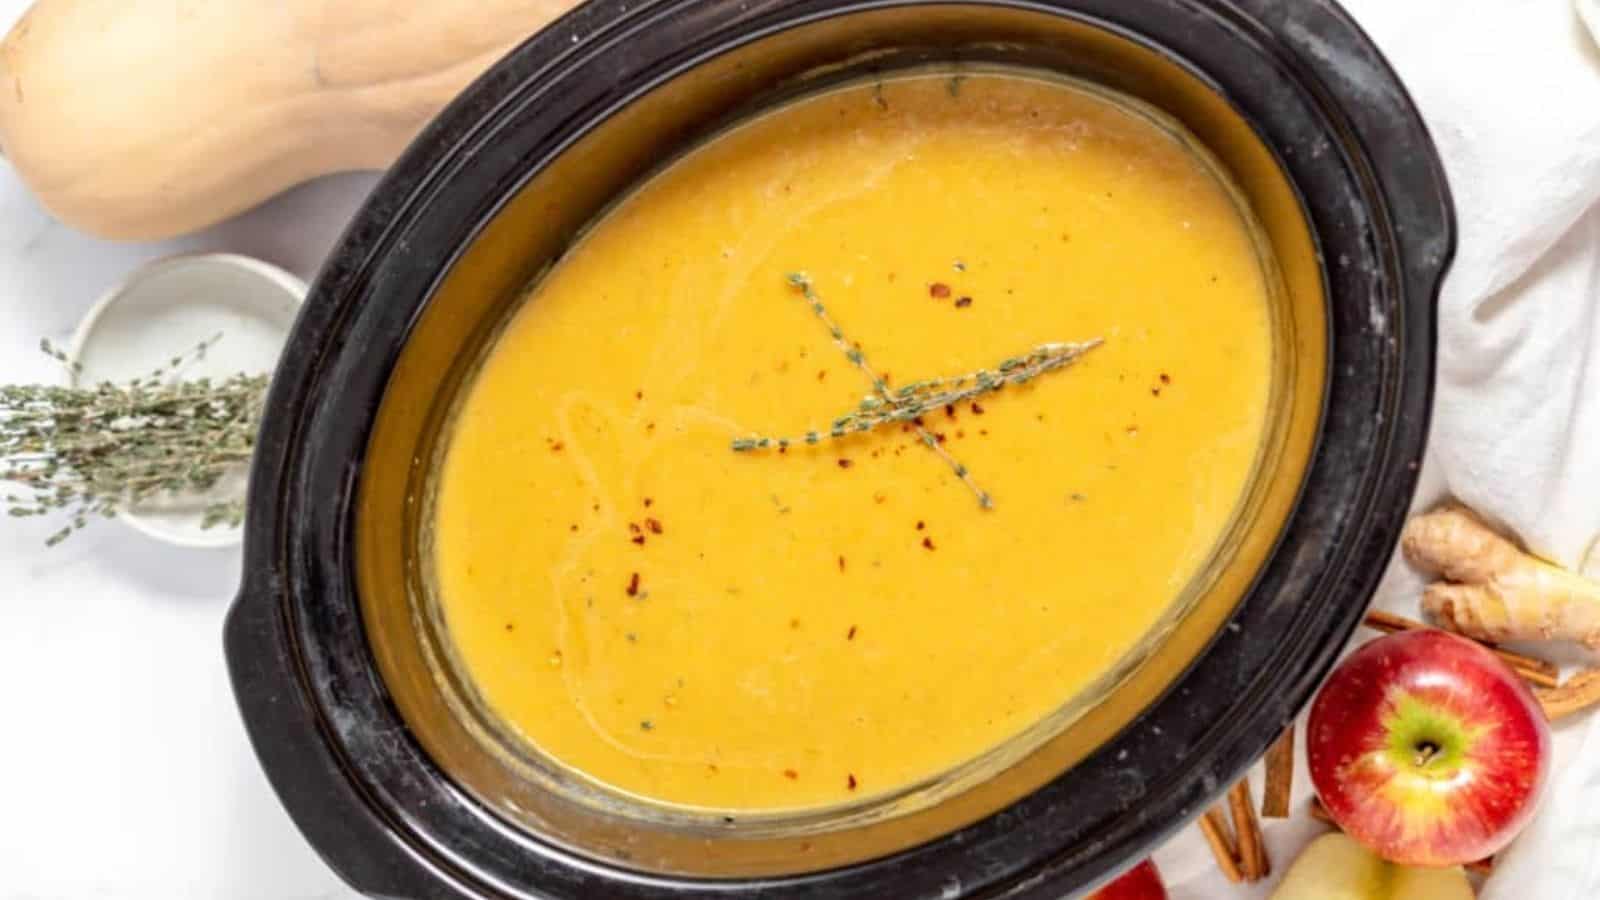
[783,769,799,780]
[954,296,973,309]
[646,517,664,535]
[635,389,644,400]
[970,402,985,416]
[570,523,579,532]
[847,774,859,791]
[504,622,515,632]
[956,429,966,439]
[644,497,654,507]
[945,404,957,419]
[915,520,925,530]
[912,416,926,427]
[922,537,936,551]
[790,618,801,629]
[779,445,788,455]
[934,432,948,444]
[979,429,989,437]
[929,282,951,299]
[838,458,853,469]
[1160,372,1172,384]
[847,625,857,640]
[631,535,646,546]
[549,441,564,452]
[645,422,656,434]
[838,555,847,572]
[628,522,642,535]
[873,492,888,504]
[626,573,641,597]
[817,369,828,382]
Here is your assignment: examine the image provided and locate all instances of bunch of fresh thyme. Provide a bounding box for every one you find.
[1,337,268,545]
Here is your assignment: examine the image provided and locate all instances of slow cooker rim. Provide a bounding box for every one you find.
[226,1,1453,897]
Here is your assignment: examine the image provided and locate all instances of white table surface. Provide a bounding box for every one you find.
[0,185,377,899]
[0,5,370,893]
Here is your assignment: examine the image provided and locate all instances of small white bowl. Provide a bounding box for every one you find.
[67,253,305,548]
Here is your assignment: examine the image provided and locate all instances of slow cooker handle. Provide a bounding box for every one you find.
[1265,0,1458,312]
[224,583,464,900]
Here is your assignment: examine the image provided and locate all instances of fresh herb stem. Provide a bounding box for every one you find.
[733,340,1100,451]
[733,274,1101,509]
[788,272,995,507]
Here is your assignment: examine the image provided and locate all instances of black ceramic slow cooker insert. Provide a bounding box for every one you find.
[225,1,1454,897]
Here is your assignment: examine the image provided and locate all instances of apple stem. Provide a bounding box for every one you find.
[1414,741,1441,767]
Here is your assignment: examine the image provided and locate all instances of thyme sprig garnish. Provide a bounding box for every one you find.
[2,337,268,545]
[772,272,993,507]
[731,273,1103,509]
[735,339,1103,450]
[876,340,1102,408]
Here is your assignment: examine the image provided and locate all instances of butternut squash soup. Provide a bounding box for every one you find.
[431,71,1275,811]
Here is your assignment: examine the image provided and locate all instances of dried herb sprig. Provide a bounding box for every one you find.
[732,274,1103,509]
[767,273,995,508]
[2,337,268,545]
[878,340,1103,407]
[733,339,1102,450]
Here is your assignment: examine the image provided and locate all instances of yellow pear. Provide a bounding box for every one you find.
[1271,834,1474,900]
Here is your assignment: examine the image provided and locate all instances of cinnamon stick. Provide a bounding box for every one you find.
[1363,609,1559,688]
[1309,797,1493,876]
[1229,778,1270,881]
[1198,805,1243,884]
[1262,728,1295,819]
[1536,667,1600,721]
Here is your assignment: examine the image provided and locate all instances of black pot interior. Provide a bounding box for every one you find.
[226,2,1451,898]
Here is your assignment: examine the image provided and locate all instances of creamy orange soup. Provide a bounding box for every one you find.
[432,71,1274,810]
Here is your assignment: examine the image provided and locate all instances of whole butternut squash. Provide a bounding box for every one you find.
[0,0,578,240]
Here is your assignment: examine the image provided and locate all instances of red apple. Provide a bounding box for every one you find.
[1089,859,1166,899]
[1307,628,1550,866]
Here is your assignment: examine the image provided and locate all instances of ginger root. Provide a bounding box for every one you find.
[1402,504,1600,648]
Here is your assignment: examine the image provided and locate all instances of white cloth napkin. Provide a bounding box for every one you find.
[1157,1,1600,897]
